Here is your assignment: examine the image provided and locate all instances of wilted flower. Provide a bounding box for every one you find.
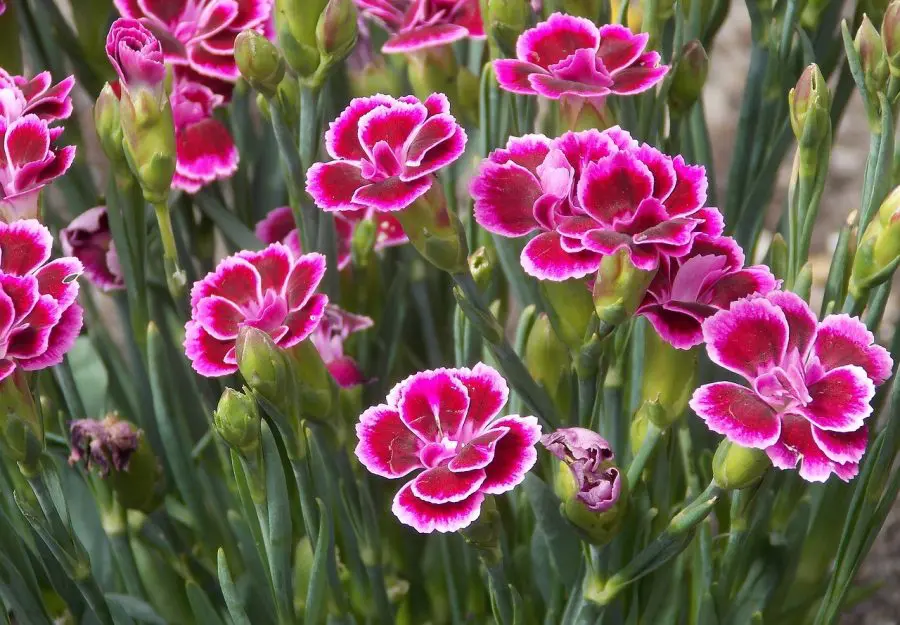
[307,93,466,213]
[0,71,76,221]
[184,243,328,377]
[471,127,719,280]
[60,206,124,292]
[0,220,83,380]
[69,415,141,477]
[355,363,541,533]
[493,14,667,112]
[113,0,274,97]
[170,79,239,193]
[690,291,893,482]
[635,234,777,349]
[355,0,484,53]
[310,304,373,387]
[255,205,407,270]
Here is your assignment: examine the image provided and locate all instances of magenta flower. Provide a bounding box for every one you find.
[689,291,893,482]
[69,416,141,477]
[307,93,467,213]
[310,305,373,387]
[493,14,667,110]
[355,363,541,533]
[635,235,778,349]
[356,0,484,53]
[0,70,76,222]
[170,79,238,193]
[471,127,718,280]
[114,0,273,97]
[256,206,407,270]
[105,18,167,98]
[0,220,83,381]
[60,207,124,292]
[184,243,328,377]
[541,427,621,512]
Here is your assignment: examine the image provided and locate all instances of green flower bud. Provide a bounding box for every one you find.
[119,88,176,205]
[767,232,789,282]
[712,439,770,490]
[640,327,697,427]
[854,16,889,97]
[592,250,656,327]
[883,0,900,75]
[393,185,469,274]
[460,496,503,564]
[316,0,358,64]
[236,326,293,408]
[850,186,900,295]
[214,388,262,457]
[525,313,573,416]
[275,0,327,77]
[540,279,594,349]
[485,0,529,57]
[0,370,42,475]
[788,64,831,149]
[235,30,286,98]
[469,246,495,292]
[668,41,708,116]
[285,340,334,422]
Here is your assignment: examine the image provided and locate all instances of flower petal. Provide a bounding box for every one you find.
[802,365,875,432]
[411,465,486,503]
[689,382,781,448]
[190,257,261,310]
[383,23,470,53]
[397,369,470,443]
[577,152,653,224]
[663,156,706,216]
[480,415,542,494]
[355,404,424,478]
[351,175,432,211]
[454,362,510,437]
[812,424,868,465]
[281,293,328,347]
[285,252,326,309]
[471,160,542,236]
[306,161,368,212]
[184,320,236,376]
[325,95,396,160]
[813,314,893,384]
[521,231,602,281]
[448,427,509,471]
[174,118,238,192]
[236,243,291,294]
[597,24,649,72]
[493,59,544,95]
[392,481,484,533]
[0,219,52,275]
[766,290,817,360]
[358,101,427,159]
[702,296,788,380]
[515,13,599,69]
[768,413,856,483]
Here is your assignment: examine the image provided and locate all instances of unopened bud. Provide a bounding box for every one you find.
[789,64,831,148]
[540,279,594,349]
[285,340,334,422]
[883,1,900,74]
[316,0,358,64]
[592,250,656,327]
[855,16,889,96]
[275,0,327,77]
[525,313,573,416]
[668,41,708,116]
[850,186,900,295]
[235,30,286,98]
[119,88,176,204]
[640,327,697,427]
[95,82,126,169]
[712,439,770,490]
[0,370,42,474]
[393,185,468,274]
[236,326,292,407]
[561,0,602,19]
[469,246,495,291]
[486,0,528,57]
[214,388,262,457]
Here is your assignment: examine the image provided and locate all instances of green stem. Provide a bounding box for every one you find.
[106,505,145,598]
[152,201,185,298]
[626,422,662,487]
[440,536,463,625]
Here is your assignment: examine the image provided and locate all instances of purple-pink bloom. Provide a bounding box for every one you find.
[689,291,893,483]
[69,415,141,477]
[542,427,621,512]
[184,243,328,377]
[307,93,467,213]
[356,0,484,53]
[0,70,76,124]
[471,127,718,280]
[0,219,83,381]
[310,305,373,387]
[60,206,124,292]
[255,206,407,271]
[113,0,273,98]
[493,14,667,110]
[170,79,238,193]
[636,234,778,349]
[106,18,167,99]
[355,363,541,533]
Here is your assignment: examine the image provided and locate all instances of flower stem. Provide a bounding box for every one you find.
[626,422,662,487]
[152,201,185,298]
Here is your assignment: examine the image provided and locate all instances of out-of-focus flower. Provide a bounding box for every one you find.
[471,127,718,281]
[493,14,667,112]
[355,0,484,53]
[690,291,893,482]
[184,243,328,377]
[170,79,239,193]
[307,93,466,213]
[635,235,777,349]
[0,220,83,380]
[60,206,124,292]
[255,205,407,270]
[355,363,541,533]
[114,0,274,98]
[69,415,141,477]
[310,304,373,387]
[0,70,76,221]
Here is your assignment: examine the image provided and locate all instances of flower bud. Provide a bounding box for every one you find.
[543,428,626,545]
[469,246,495,292]
[275,0,327,77]
[486,0,529,57]
[788,64,831,149]
[214,388,262,457]
[235,30,286,98]
[668,41,708,116]
[883,1,900,75]
[712,439,770,490]
[0,370,42,474]
[351,216,378,265]
[460,496,503,564]
[855,16,889,97]
[610,0,645,31]
[640,327,697,427]
[316,0,358,64]
[540,279,594,350]
[525,313,573,416]
[285,340,334,422]
[236,326,293,408]
[850,186,900,295]
[592,249,656,327]
[94,82,127,170]
[393,185,469,274]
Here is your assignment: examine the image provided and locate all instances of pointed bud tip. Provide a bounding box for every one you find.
[235,29,286,97]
